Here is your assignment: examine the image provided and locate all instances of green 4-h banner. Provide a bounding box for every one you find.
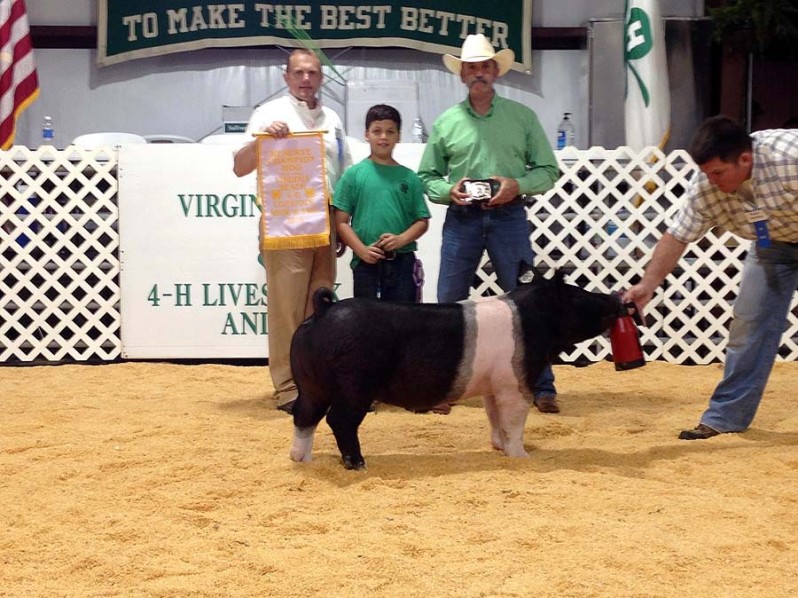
[98,1,532,72]
[624,0,670,151]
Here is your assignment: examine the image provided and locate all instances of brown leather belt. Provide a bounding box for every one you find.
[450,195,525,213]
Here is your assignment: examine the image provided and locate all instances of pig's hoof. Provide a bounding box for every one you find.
[504,448,530,458]
[430,402,451,415]
[414,402,451,415]
[289,448,312,463]
[343,456,366,470]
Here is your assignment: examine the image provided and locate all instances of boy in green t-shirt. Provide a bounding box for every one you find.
[333,104,431,301]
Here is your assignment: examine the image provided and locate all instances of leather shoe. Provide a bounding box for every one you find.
[276,400,295,414]
[678,423,720,440]
[533,394,560,413]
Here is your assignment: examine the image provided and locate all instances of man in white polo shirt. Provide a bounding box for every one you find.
[233,49,352,414]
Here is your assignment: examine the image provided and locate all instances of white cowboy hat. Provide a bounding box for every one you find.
[443,34,515,77]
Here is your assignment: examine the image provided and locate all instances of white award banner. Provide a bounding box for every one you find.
[118,142,439,359]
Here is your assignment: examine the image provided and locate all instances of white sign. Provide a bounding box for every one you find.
[118,143,441,359]
[119,144,266,357]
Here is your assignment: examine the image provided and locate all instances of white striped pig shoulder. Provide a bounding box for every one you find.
[289,266,621,470]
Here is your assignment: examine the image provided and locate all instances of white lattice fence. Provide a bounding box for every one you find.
[1,146,122,361]
[2,146,798,364]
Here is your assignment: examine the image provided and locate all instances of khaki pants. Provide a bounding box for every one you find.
[261,243,336,407]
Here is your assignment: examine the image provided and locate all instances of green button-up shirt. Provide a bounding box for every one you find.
[417,94,559,204]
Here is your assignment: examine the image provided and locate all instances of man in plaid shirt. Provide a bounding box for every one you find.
[625,115,798,440]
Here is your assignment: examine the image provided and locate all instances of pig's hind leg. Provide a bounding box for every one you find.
[289,392,330,463]
[325,386,373,470]
[290,425,316,463]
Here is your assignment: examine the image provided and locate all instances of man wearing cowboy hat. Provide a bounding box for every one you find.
[418,33,561,413]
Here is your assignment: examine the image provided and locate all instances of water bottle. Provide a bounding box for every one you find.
[412,117,424,143]
[42,116,55,145]
[556,112,575,150]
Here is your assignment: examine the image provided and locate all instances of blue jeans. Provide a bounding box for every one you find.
[353,252,418,302]
[437,203,556,396]
[701,241,798,432]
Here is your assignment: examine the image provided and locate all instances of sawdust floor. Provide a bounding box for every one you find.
[2,361,798,597]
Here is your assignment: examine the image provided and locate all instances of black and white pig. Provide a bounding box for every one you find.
[288,266,621,470]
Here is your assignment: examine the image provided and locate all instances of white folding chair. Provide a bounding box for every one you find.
[71,132,148,149]
[199,133,250,146]
[144,134,195,144]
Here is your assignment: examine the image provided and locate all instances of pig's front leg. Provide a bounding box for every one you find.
[494,392,531,458]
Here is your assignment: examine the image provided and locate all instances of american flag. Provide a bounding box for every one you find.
[0,0,39,150]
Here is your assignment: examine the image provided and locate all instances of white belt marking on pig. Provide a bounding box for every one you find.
[451,297,529,400]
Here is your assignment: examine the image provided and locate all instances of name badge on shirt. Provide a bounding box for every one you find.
[746,210,771,248]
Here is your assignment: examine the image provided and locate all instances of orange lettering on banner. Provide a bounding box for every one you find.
[254,132,330,250]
